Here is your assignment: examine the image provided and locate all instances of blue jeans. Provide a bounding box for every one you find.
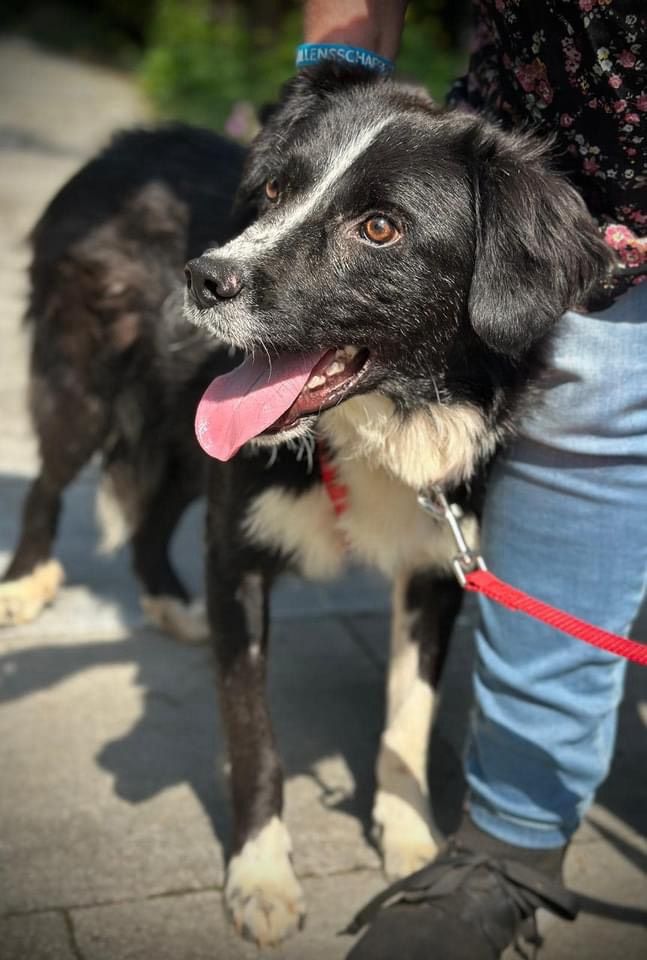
[466,281,647,848]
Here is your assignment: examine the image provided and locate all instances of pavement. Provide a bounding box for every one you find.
[0,35,646,960]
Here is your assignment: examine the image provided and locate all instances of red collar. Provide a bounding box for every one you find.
[317,440,349,517]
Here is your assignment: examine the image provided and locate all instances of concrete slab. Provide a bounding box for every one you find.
[0,38,150,158]
[0,911,77,960]
[503,838,647,960]
[0,615,382,916]
[0,630,223,912]
[559,839,647,959]
[67,846,647,960]
[70,873,386,960]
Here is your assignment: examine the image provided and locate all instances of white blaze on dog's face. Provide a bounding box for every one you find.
[184,66,612,465]
[212,115,394,263]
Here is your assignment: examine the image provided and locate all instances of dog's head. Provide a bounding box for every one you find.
[185,67,613,478]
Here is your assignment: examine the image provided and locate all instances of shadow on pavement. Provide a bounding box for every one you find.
[1,606,645,891]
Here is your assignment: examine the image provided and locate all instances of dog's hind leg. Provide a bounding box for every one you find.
[132,460,207,644]
[206,530,305,947]
[373,568,462,879]
[0,374,108,626]
[0,478,67,625]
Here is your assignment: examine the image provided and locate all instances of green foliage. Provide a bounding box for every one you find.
[399,5,468,102]
[140,0,468,134]
[4,0,468,123]
[140,1,301,131]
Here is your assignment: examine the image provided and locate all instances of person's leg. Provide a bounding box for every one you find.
[346,283,647,959]
[468,280,647,847]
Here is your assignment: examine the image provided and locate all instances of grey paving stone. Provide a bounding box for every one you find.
[67,852,647,960]
[72,891,240,960]
[269,618,383,876]
[557,839,647,959]
[0,615,382,915]
[70,873,386,960]
[0,630,224,912]
[0,911,77,960]
[273,568,390,621]
[503,838,647,960]
[0,38,149,158]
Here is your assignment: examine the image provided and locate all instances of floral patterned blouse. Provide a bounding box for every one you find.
[449,0,646,279]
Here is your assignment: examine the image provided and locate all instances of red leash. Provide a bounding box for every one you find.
[417,486,647,667]
[463,568,647,666]
[318,444,647,667]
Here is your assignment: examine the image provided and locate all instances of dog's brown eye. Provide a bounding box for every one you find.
[265,178,280,202]
[360,215,399,245]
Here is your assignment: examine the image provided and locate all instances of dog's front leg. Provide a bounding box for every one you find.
[207,544,305,947]
[373,568,462,879]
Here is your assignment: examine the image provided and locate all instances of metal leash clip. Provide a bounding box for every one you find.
[417,484,487,587]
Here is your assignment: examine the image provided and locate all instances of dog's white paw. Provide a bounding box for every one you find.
[0,560,64,626]
[225,817,306,947]
[141,595,209,644]
[373,789,439,880]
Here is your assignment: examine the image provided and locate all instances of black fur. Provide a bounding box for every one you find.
[6,126,244,591]
[2,66,615,943]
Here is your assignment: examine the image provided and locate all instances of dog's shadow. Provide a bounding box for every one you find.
[0,601,383,864]
[0,468,388,864]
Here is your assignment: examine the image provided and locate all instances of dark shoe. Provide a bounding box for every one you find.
[343,820,578,960]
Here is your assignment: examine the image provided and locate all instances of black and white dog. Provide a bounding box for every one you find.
[1,65,612,947]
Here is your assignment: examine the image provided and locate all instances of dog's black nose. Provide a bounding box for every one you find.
[185,256,244,306]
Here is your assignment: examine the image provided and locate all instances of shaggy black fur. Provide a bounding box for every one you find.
[6,126,245,593]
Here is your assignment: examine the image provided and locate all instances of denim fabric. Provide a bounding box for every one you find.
[467,281,647,848]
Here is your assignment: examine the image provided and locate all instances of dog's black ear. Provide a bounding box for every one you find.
[468,125,614,357]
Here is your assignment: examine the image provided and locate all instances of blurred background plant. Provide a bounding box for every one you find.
[1,0,470,141]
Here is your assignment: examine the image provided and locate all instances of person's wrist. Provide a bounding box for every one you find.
[302,0,407,61]
[295,42,394,75]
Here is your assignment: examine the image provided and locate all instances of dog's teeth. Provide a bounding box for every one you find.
[307,350,358,390]
[325,360,345,377]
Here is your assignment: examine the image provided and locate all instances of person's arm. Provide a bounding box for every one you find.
[303,0,408,61]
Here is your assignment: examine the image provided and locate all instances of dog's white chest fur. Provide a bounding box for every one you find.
[244,457,468,580]
[334,455,477,577]
[243,396,482,580]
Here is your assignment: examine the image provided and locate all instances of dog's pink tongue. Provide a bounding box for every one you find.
[195,350,327,461]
